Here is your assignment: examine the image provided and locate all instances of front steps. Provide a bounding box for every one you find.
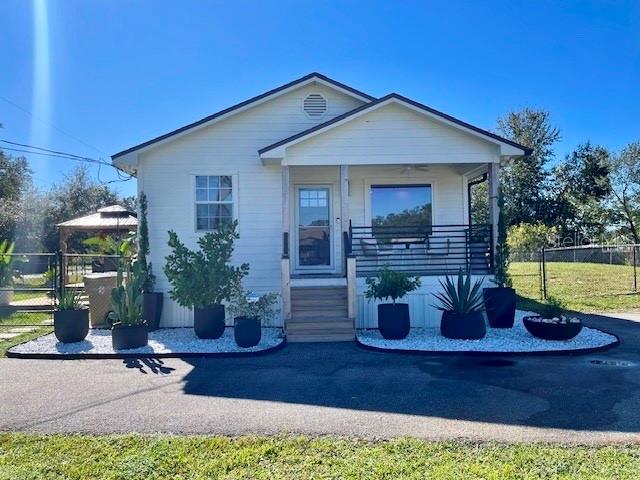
[287,286,355,342]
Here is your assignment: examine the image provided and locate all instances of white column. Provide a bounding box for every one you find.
[282,165,290,251]
[340,165,349,235]
[347,255,357,324]
[281,165,291,325]
[488,162,500,256]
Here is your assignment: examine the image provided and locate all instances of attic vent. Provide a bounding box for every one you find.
[303,93,327,119]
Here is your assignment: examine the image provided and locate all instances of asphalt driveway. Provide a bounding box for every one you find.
[2,313,640,444]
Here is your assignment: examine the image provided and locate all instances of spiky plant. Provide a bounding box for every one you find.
[110,259,146,326]
[55,286,83,311]
[434,269,485,314]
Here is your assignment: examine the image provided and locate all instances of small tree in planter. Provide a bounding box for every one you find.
[53,286,89,344]
[164,221,249,339]
[0,240,15,306]
[229,287,279,348]
[110,260,148,350]
[435,269,486,340]
[483,188,517,328]
[138,193,163,331]
[365,266,421,340]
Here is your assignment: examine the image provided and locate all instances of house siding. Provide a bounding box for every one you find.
[137,84,365,327]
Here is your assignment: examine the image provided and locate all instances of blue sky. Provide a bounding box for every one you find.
[1,0,638,197]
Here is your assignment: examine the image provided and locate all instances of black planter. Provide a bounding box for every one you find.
[377,303,411,340]
[483,287,516,328]
[194,304,226,339]
[234,316,262,348]
[523,316,583,341]
[54,308,89,343]
[143,292,164,332]
[111,324,148,350]
[440,310,487,340]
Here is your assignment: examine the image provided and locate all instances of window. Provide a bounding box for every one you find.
[371,184,432,228]
[195,175,233,230]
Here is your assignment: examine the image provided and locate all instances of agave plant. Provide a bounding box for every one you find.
[55,286,83,311]
[434,269,485,314]
[110,259,146,326]
[0,240,16,287]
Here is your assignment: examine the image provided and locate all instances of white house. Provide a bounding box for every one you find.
[112,73,530,342]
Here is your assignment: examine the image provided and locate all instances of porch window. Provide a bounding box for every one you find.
[195,175,233,230]
[371,184,432,228]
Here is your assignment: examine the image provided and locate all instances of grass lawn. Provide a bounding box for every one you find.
[510,262,640,313]
[0,311,52,357]
[1,434,640,479]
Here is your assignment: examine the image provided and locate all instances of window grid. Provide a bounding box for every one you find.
[195,175,233,231]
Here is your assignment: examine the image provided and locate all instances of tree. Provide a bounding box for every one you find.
[549,142,612,238]
[0,149,33,242]
[470,179,489,225]
[42,166,120,252]
[496,108,561,226]
[607,142,640,244]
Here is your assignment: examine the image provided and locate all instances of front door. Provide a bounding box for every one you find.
[295,186,333,272]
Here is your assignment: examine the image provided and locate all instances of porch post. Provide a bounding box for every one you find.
[281,165,291,325]
[488,162,500,263]
[340,165,350,274]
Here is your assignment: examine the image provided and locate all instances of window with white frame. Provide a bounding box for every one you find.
[195,175,233,230]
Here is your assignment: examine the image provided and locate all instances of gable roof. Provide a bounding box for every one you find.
[259,93,533,158]
[111,73,375,160]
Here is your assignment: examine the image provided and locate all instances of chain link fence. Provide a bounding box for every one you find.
[509,249,544,300]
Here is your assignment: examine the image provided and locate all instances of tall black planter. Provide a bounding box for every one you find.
[143,292,164,332]
[54,308,89,343]
[440,310,486,340]
[483,287,516,328]
[234,316,261,348]
[377,303,411,340]
[194,304,226,339]
[112,324,148,350]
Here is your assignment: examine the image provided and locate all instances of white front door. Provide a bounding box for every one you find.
[294,185,334,273]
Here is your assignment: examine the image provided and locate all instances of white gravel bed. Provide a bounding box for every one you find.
[357,311,618,353]
[9,327,284,356]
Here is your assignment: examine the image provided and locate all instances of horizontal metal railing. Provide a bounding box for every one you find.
[350,224,493,276]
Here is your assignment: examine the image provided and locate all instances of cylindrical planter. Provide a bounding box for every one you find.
[143,292,164,332]
[440,310,486,340]
[483,287,516,328]
[234,316,262,348]
[0,289,13,306]
[54,308,89,343]
[112,323,149,350]
[377,303,411,340]
[523,315,583,340]
[194,304,226,339]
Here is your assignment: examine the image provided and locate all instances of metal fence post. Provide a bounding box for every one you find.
[634,245,638,292]
[57,250,64,291]
[541,247,547,300]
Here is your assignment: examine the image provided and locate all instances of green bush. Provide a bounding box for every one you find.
[164,221,249,309]
[507,223,559,252]
[229,288,280,323]
[0,240,15,287]
[364,266,421,304]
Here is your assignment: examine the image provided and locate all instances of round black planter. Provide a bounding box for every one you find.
[111,324,148,350]
[523,315,583,341]
[483,287,516,328]
[440,310,487,340]
[143,292,164,332]
[194,304,226,339]
[234,316,262,348]
[377,303,411,340]
[54,308,89,343]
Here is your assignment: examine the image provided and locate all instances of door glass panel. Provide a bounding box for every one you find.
[298,188,331,266]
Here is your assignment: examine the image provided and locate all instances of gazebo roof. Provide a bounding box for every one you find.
[57,205,138,230]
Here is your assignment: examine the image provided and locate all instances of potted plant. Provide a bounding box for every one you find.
[164,221,249,339]
[435,269,486,340]
[523,297,583,341]
[53,286,89,343]
[364,266,421,340]
[229,288,279,348]
[138,193,163,331]
[483,188,516,328]
[110,260,148,350]
[0,240,15,306]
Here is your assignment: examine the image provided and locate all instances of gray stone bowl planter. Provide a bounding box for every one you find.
[54,308,89,343]
[377,303,410,340]
[523,315,583,341]
[440,311,487,340]
[194,304,226,339]
[234,316,261,348]
[112,324,148,350]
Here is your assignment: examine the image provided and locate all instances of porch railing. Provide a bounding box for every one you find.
[349,224,493,276]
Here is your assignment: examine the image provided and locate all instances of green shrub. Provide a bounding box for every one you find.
[434,269,485,314]
[137,192,155,293]
[364,266,421,304]
[539,296,566,319]
[229,288,280,323]
[0,240,15,287]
